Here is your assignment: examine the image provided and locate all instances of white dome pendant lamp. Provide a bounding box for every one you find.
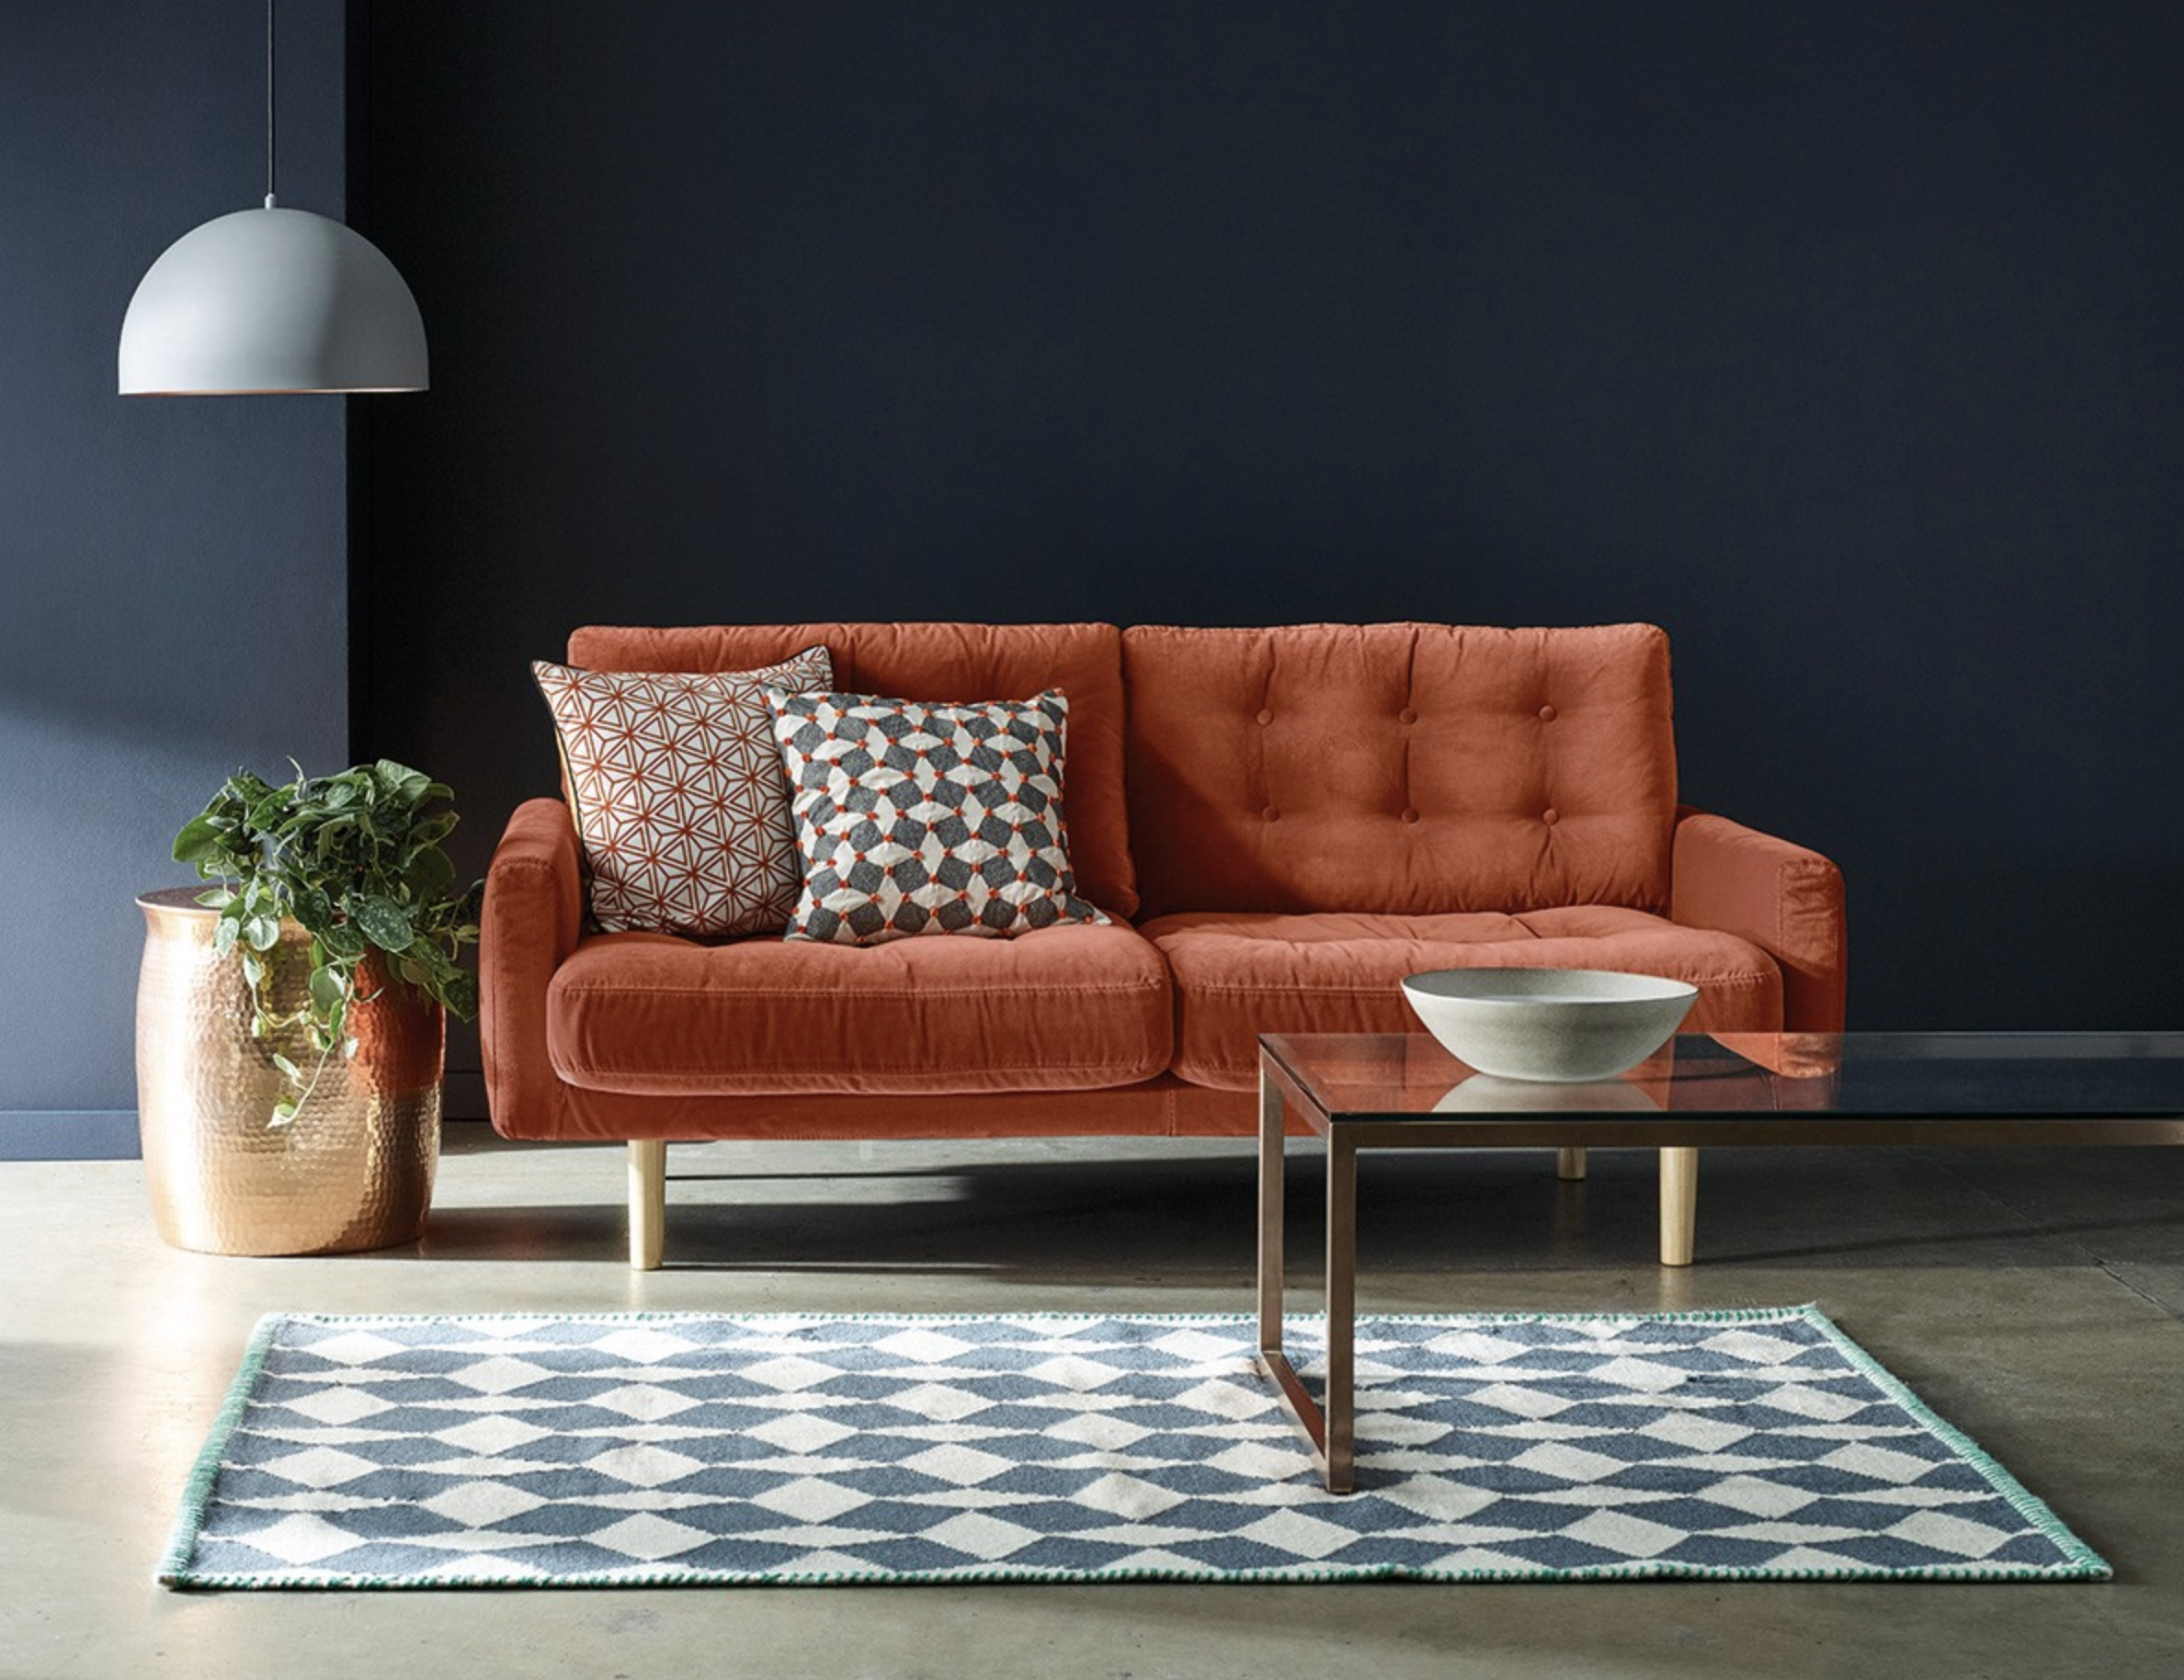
[119,0,426,395]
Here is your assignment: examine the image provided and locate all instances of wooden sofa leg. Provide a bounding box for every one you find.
[1658,1147,1697,1266]
[1556,1147,1587,1181]
[629,1141,667,1271]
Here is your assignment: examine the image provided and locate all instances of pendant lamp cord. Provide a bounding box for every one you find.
[264,0,277,209]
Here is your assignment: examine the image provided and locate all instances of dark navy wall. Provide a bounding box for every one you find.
[0,2,349,1151]
[347,1,2183,1092]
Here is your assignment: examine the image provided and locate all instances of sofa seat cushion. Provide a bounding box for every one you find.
[1142,907,1783,1090]
[548,920,1172,1096]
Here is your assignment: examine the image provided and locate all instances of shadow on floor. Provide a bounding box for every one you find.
[377,1144,2184,1281]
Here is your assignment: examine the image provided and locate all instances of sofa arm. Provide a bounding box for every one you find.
[1670,806,1847,1032]
[480,798,585,1137]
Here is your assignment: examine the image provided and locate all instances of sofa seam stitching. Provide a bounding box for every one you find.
[555,1062,1172,1081]
[553,982,1168,999]
[1170,971,1776,996]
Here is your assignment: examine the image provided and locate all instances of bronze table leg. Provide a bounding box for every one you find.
[1256,1063,1359,1493]
[1321,1132,1357,1491]
[1257,1065,1286,1354]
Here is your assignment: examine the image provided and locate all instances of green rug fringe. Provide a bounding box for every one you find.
[158,1313,285,1586]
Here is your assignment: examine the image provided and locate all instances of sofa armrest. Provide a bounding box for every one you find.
[1670,805,1847,1032]
[480,798,585,1136]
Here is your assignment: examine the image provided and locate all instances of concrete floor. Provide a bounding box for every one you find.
[4,1129,2182,1679]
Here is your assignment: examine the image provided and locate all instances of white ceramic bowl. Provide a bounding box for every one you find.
[1400,968,1699,1083]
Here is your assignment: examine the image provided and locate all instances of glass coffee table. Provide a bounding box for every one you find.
[1256,1030,2184,1492]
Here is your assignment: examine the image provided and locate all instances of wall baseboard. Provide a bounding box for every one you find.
[3,1098,493,1163]
[0,1112,141,1161]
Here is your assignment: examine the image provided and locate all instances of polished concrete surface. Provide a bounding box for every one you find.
[4,1129,2182,1679]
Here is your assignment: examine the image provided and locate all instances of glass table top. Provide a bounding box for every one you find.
[1261,1032,2184,1124]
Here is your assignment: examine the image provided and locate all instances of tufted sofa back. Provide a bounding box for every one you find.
[568,622,1140,916]
[1121,623,1678,918]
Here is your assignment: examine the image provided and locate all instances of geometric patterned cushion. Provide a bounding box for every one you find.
[530,645,832,936]
[764,687,1109,946]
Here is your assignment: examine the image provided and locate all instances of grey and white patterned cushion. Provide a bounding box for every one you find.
[764,687,1108,946]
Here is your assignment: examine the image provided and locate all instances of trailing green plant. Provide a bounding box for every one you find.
[172,760,484,1125]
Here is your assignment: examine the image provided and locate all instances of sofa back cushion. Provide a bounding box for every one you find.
[1122,623,1677,918]
[569,623,1138,917]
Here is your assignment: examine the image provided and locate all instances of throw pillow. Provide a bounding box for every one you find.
[765,687,1109,945]
[532,645,833,936]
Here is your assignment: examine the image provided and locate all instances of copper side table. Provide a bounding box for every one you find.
[1255,1030,2184,1493]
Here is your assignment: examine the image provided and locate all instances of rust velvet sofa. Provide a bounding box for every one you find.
[482,622,1847,1269]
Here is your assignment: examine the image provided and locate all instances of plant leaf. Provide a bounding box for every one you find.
[247,790,290,833]
[172,813,228,864]
[403,845,455,899]
[404,939,454,982]
[308,964,348,1013]
[409,812,456,847]
[441,970,479,1021]
[374,760,433,804]
[352,895,414,951]
[293,884,336,934]
[242,913,281,952]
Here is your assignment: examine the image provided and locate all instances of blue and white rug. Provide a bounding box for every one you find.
[160,1306,2109,1587]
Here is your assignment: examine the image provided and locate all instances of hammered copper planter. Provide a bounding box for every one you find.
[135,887,443,1255]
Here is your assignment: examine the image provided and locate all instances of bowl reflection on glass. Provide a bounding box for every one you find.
[1433,1073,1663,1114]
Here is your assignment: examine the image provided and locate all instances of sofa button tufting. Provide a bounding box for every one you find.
[1401,808,1420,824]
[1539,704,1558,721]
[1399,708,1417,725]
[1256,709,1274,726]
[1262,806,1280,823]
[1541,808,1560,825]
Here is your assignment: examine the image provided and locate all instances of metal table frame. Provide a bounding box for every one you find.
[1254,1032,2184,1493]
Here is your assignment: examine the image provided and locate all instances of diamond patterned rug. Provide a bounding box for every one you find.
[159,1307,2109,1588]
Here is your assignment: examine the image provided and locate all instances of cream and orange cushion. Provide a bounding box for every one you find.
[532,646,831,936]
[766,687,1109,945]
